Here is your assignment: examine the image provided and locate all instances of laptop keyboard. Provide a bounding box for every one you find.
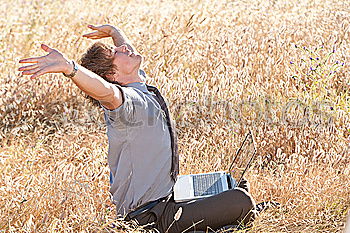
[193,173,223,196]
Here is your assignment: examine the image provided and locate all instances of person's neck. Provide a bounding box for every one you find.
[118,73,144,85]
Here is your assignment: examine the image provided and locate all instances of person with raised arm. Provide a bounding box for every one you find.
[18,24,256,233]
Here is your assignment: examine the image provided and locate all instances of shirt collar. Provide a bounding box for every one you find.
[124,82,150,94]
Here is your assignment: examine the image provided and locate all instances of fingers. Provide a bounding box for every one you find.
[18,44,59,79]
[31,66,51,79]
[82,32,98,37]
[82,34,108,40]
[88,24,99,30]
[18,63,39,71]
[85,36,104,40]
[19,56,44,64]
[19,44,54,64]
[22,67,41,75]
[41,44,54,53]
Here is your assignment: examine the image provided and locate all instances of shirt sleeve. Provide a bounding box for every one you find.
[101,85,148,129]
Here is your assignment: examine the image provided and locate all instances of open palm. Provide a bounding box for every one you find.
[18,44,70,79]
[82,24,117,40]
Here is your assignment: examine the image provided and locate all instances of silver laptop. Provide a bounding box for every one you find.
[174,130,256,202]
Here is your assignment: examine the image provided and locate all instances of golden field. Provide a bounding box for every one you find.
[0,0,349,232]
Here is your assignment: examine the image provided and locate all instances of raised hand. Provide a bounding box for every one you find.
[83,24,136,52]
[18,44,72,79]
[82,24,118,40]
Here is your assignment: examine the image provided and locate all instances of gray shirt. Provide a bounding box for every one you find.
[102,81,174,216]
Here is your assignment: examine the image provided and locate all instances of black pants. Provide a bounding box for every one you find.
[128,181,256,233]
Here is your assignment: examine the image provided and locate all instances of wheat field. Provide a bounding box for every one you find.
[0,0,349,232]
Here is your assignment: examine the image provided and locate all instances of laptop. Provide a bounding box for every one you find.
[174,130,257,202]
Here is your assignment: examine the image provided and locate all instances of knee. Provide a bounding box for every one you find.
[232,188,256,224]
[234,187,255,208]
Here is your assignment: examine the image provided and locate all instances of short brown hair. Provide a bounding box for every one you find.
[79,42,119,105]
[79,42,117,82]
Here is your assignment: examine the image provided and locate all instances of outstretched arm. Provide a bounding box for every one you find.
[18,44,122,110]
[83,24,136,53]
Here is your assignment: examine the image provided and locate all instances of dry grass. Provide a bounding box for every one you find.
[1,0,349,232]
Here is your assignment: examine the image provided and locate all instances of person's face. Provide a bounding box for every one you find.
[112,45,142,76]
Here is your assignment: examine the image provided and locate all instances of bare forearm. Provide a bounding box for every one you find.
[69,63,121,103]
[110,29,136,52]
[19,43,121,110]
